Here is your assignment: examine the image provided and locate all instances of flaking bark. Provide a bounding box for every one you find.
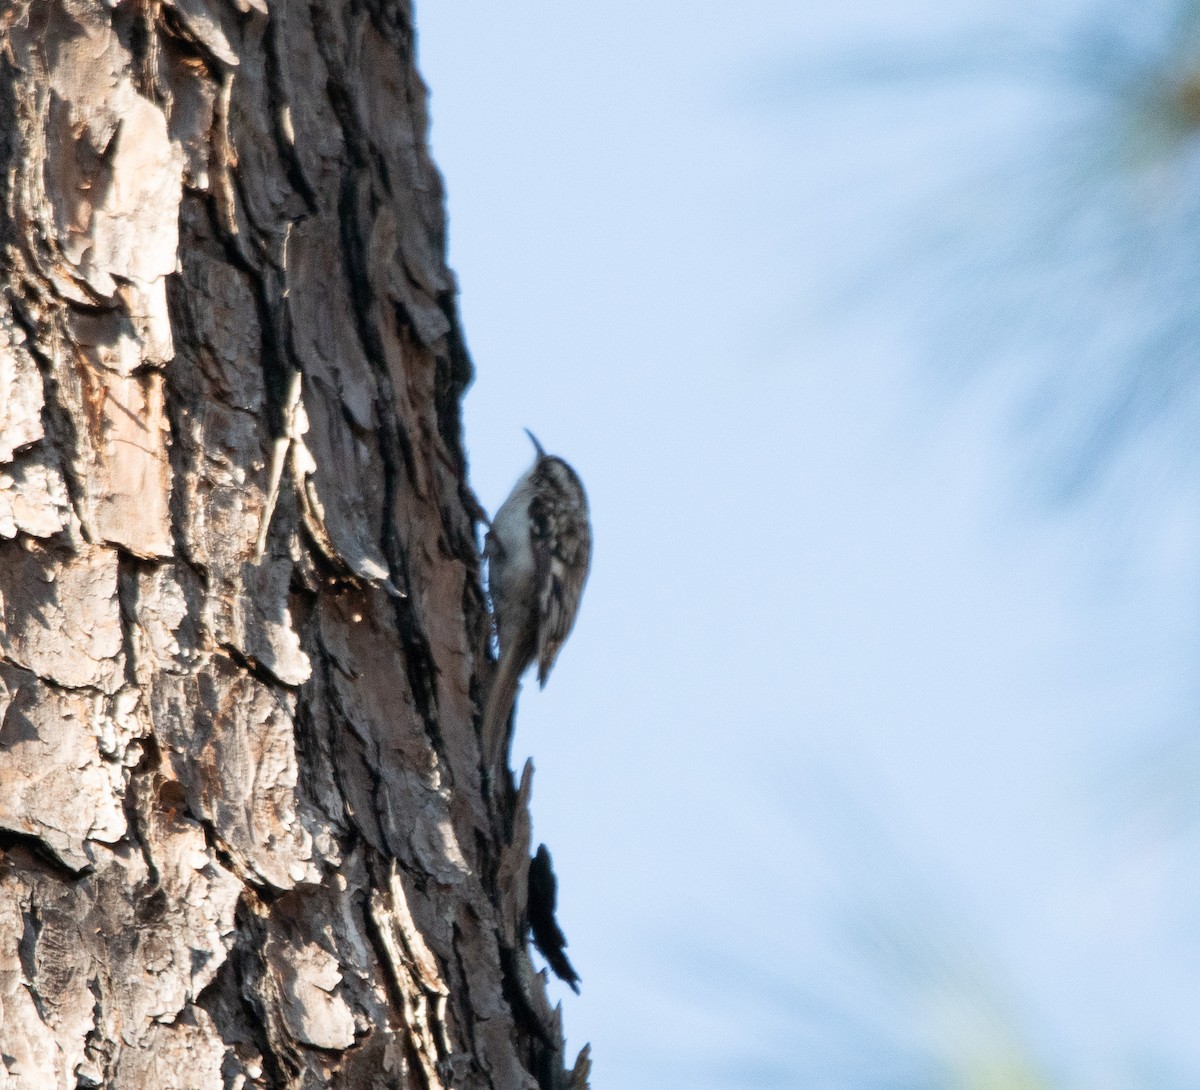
[0,2,583,1087]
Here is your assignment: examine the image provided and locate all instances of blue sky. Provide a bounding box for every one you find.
[418,3,1200,1086]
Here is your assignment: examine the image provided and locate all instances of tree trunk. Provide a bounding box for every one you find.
[0,3,586,1088]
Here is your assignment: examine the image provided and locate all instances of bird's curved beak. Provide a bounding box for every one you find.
[524,428,546,458]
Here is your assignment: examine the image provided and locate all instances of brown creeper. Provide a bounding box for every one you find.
[482,431,592,769]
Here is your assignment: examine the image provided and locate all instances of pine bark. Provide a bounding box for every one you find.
[0,3,586,1088]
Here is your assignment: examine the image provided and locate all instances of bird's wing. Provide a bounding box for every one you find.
[530,492,591,686]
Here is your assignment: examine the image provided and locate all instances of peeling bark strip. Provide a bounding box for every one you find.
[0,3,585,1088]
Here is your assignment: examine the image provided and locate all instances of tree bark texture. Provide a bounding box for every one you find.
[0,3,587,1088]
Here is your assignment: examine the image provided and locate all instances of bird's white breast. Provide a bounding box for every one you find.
[489,471,537,648]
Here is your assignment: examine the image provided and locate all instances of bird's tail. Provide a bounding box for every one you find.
[482,636,533,774]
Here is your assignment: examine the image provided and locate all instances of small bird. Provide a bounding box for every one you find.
[528,843,581,993]
[482,431,591,769]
